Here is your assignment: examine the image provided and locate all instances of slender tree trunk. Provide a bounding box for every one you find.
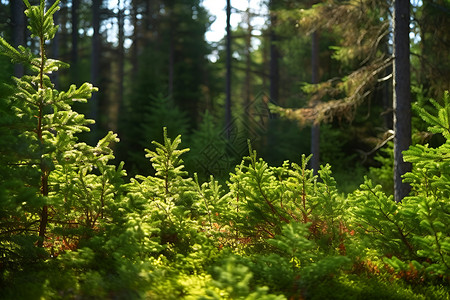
[90,0,102,141]
[37,35,48,248]
[115,0,125,133]
[71,0,79,82]
[244,5,252,123]
[269,0,279,104]
[310,31,320,174]
[393,0,412,202]
[311,32,319,84]
[266,0,279,152]
[11,0,25,78]
[262,35,268,99]
[59,2,68,62]
[131,0,139,77]
[225,0,232,138]
[167,2,175,102]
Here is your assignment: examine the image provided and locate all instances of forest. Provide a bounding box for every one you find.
[0,0,449,298]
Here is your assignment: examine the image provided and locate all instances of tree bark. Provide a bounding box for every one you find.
[244,5,252,126]
[225,0,232,138]
[167,2,175,102]
[269,0,279,104]
[131,0,139,77]
[37,35,48,248]
[115,0,125,133]
[310,30,320,174]
[118,1,124,107]
[393,0,412,202]
[90,0,102,141]
[71,0,79,67]
[71,0,79,83]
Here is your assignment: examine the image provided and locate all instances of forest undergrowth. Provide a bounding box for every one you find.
[0,1,449,299]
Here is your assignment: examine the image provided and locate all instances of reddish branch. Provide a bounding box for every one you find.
[301,167,309,223]
[37,33,49,248]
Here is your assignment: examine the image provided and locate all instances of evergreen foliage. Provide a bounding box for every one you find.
[369,140,395,194]
[0,1,449,299]
[273,0,392,124]
[120,95,190,177]
[184,111,229,180]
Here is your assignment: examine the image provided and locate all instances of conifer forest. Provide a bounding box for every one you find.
[1,0,450,299]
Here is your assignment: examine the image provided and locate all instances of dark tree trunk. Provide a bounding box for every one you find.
[118,1,124,105]
[59,2,69,62]
[310,30,320,174]
[11,0,25,77]
[269,1,279,104]
[244,7,252,124]
[114,0,125,133]
[393,0,412,202]
[131,0,139,77]
[167,2,175,101]
[225,0,232,138]
[71,0,79,67]
[90,0,102,141]
[71,0,79,83]
[311,32,319,84]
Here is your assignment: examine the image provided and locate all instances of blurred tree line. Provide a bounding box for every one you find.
[0,0,449,192]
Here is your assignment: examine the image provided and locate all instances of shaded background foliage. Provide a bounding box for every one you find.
[3,0,449,184]
[0,0,449,299]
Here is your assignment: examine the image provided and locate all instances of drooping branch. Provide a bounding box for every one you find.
[273,57,393,126]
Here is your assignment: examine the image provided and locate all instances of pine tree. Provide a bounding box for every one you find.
[0,0,124,262]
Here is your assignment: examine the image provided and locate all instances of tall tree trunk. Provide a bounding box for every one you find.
[59,2,69,63]
[118,2,124,93]
[114,0,125,133]
[310,30,320,174]
[225,0,232,138]
[262,33,268,101]
[37,33,49,248]
[393,0,412,202]
[71,0,79,82]
[131,0,139,77]
[90,0,101,141]
[269,0,279,104]
[168,2,174,101]
[11,0,25,78]
[244,5,252,124]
